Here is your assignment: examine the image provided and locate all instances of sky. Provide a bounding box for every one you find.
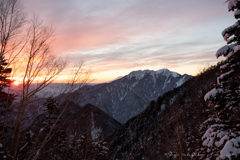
[21,0,235,83]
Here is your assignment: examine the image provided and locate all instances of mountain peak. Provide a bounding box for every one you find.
[155,68,180,78]
[127,70,153,80]
[68,68,192,123]
[126,68,180,80]
[156,68,169,72]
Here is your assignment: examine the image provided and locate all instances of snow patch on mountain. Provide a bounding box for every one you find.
[176,75,188,87]
[127,69,180,81]
[127,70,152,80]
[171,71,180,78]
[67,69,192,123]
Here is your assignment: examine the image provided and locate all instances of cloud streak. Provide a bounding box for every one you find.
[21,0,234,82]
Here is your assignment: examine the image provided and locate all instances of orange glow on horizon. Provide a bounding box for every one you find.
[13,80,20,86]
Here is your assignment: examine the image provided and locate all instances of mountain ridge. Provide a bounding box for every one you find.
[68,68,192,123]
[106,63,221,159]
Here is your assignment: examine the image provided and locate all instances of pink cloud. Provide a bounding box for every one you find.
[22,0,228,54]
[20,0,232,82]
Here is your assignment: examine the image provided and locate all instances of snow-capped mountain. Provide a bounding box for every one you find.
[106,63,221,160]
[69,69,192,123]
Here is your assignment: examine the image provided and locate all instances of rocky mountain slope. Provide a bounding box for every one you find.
[69,69,192,123]
[106,63,221,160]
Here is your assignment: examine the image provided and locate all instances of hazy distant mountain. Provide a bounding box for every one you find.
[70,69,192,123]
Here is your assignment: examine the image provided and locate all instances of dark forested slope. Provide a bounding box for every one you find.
[106,63,223,160]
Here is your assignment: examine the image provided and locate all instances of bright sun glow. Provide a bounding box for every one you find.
[13,81,20,86]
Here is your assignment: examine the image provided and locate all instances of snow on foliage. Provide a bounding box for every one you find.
[220,63,231,70]
[228,0,239,11]
[222,22,239,41]
[202,124,229,148]
[220,136,240,159]
[217,131,228,139]
[226,51,235,61]
[234,9,240,18]
[201,118,221,127]
[200,0,240,159]
[234,44,240,53]
[217,134,230,148]
[215,45,235,58]
[204,88,224,101]
[217,70,234,85]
